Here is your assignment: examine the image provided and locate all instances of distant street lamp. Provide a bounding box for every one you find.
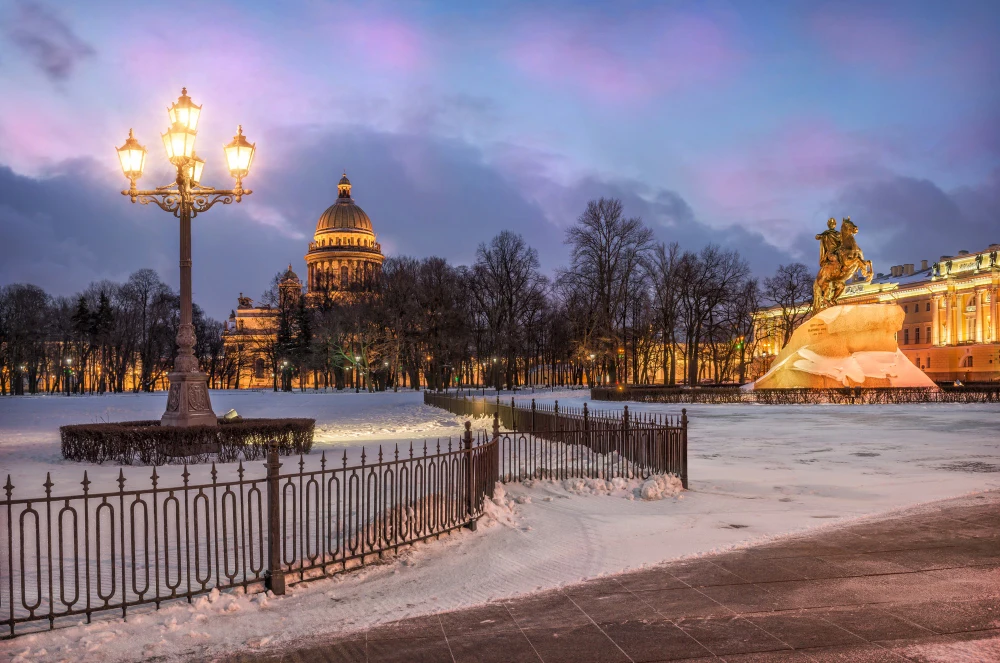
[116,88,255,427]
[355,355,361,393]
[64,357,72,396]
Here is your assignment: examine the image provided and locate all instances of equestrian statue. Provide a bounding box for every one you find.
[812,216,873,311]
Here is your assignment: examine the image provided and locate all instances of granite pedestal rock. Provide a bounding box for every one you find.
[753,303,936,389]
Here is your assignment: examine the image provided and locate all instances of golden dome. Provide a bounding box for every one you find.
[315,173,374,235]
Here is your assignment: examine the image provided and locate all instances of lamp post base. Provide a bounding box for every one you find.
[161,371,218,427]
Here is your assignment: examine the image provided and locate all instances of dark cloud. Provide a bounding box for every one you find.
[0,127,803,320]
[832,173,1000,269]
[7,1,95,81]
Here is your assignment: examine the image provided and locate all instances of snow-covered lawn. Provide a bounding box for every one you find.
[1,389,998,663]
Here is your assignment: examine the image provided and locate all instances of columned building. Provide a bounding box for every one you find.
[305,173,384,298]
[754,245,1000,382]
[223,173,385,389]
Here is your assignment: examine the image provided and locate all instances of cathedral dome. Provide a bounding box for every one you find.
[315,173,373,235]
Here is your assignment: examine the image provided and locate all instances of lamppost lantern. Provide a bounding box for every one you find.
[117,87,255,428]
[116,129,147,183]
[167,87,202,132]
[224,125,255,181]
[184,152,206,186]
[162,122,197,166]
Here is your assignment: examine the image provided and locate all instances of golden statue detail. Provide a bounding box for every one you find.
[812,216,873,311]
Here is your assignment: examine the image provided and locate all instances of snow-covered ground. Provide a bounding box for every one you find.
[1,389,999,662]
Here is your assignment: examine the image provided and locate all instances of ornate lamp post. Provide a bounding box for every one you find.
[116,88,256,427]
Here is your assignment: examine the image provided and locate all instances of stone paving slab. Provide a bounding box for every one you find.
[226,491,1000,663]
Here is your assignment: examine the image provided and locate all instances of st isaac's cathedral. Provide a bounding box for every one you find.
[223,173,384,387]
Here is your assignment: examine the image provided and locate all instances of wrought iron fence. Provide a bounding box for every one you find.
[2,423,498,638]
[590,385,1000,404]
[422,392,688,487]
[3,395,689,639]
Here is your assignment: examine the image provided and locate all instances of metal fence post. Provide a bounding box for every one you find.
[531,398,536,433]
[265,442,285,595]
[464,421,477,531]
[680,408,689,489]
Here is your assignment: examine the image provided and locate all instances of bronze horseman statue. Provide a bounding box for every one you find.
[812,216,873,311]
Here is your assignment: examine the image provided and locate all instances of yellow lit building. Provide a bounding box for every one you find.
[223,173,384,388]
[755,245,1000,383]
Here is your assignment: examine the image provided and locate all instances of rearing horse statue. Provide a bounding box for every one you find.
[812,217,873,311]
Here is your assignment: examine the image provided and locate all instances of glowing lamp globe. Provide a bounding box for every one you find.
[224,125,255,179]
[184,153,206,185]
[167,87,202,132]
[116,129,147,180]
[162,123,197,165]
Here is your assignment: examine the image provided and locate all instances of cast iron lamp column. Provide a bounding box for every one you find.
[116,88,256,427]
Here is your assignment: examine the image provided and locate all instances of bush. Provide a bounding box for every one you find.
[60,418,315,465]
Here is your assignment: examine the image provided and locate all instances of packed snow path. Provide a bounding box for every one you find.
[0,390,998,662]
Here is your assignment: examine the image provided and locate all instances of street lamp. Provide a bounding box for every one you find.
[64,357,72,396]
[117,88,255,427]
[355,355,361,393]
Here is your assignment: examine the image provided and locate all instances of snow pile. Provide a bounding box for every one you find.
[639,474,684,500]
[480,482,519,527]
[538,473,684,501]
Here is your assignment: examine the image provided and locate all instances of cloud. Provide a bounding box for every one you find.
[0,125,807,319]
[7,1,95,81]
[509,8,742,102]
[832,171,1000,268]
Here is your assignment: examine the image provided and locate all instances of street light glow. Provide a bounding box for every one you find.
[224,125,256,179]
[167,87,202,131]
[116,128,147,181]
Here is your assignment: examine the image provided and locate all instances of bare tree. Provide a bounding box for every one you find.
[763,263,814,346]
[560,198,653,384]
[677,245,750,385]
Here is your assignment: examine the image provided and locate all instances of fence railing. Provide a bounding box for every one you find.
[590,385,1000,404]
[423,392,688,488]
[4,396,690,639]
[2,423,498,638]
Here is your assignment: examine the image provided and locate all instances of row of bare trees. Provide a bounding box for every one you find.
[242,198,813,392]
[0,270,228,395]
[1,197,814,394]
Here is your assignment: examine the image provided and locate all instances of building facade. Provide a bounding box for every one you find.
[755,245,1000,383]
[223,173,384,389]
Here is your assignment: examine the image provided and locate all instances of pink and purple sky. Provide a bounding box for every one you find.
[0,0,998,317]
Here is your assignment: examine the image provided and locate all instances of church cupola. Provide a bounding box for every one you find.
[337,172,352,199]
[279,264,302,308]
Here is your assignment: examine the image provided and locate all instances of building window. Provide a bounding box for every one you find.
[960,355,974,368]
[915,357,921,368]
[254,358,265,379]
[926,356,931,368]
[340,265,349,286]
[926,302,931,312]
[904,304,908,313]
[903,329,909,344]
[926,326,931,342]
[915,327,920,344]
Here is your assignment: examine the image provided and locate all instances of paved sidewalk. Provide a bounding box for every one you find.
[231,492,1000,663]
